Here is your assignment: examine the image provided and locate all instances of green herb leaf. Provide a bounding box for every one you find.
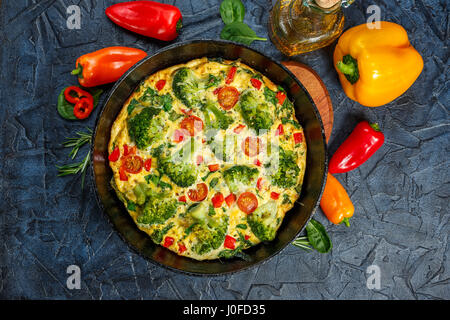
[209,177,219,188]
[220,0,245,25]
[305,219,332,253]
[264,87,277,106]
[57,88,77,120]
[236,223,247,229]
[220,21,267,45]
[127,200,137,211]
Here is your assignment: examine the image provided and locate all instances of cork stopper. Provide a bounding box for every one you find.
[315,0,340,8]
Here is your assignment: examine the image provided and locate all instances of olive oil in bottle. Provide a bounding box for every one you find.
[269,0,354,56]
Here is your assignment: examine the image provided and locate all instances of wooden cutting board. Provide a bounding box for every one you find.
[282,61,333,143]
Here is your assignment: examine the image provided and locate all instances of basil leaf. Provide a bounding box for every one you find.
[220,21,267,45]
[305,219,332,253]
[220,0,245,25]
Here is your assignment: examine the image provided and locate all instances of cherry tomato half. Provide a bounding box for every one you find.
[121,155,143,174]
[218,86,239,110]
[187,183,208,202]
[237,192,258,214]
[180,115,204,136]
[242,136,263,157]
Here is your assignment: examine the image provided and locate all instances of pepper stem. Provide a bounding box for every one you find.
[341,217,351,227]
[336,54,359,84]
[71,65,83,79]
[176,19,183,34]
[370,123,381,131]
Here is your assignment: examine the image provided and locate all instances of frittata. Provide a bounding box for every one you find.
[108,57,306,260]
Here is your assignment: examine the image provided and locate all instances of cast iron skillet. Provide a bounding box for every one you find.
[91,40,328,276]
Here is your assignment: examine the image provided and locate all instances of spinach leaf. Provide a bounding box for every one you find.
[127,99,139,115]
[220,21,267,45]
[305,219,332,253]
[236,223,247,229]
[127,200,136,211]
[220,0,245,25]
[264,87,277,106]
[57,88,77,120]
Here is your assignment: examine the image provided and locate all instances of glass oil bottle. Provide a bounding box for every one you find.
[269,0,354,56]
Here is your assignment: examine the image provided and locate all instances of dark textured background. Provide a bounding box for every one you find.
[0,0,448,299]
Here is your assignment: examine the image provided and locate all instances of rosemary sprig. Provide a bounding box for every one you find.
[292,236,313,251]
[62,128,92,159]
[56,128,93,190]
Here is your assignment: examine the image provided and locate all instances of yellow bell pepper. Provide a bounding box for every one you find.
[333,21,423,107]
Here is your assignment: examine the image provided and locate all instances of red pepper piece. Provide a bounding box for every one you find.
[144,158,152,171]
[270,192,280,200]
[276,91,286,105]
[275,124,284,136]
[224,235,236,250]
[163,236,174,248]
[73,97,94,119]
[119,165,128,181]
[108,147,120,162]
[211,192,224,208]
[225,66,237,84]
[254,159,262,167]
[156,79,166,91]
[178,243,187,254]
[244,235,250,240]
[105,1,182,41]
[256,177,264,191]
[250,78,262,89]
[233,124,245,134]
[225,194,236,207]
[294,132,303,144]
[329,122,385,174]
[178,195,187,203]
[208,164,220,172]
[64,86,92,104]
[213,87,221,95]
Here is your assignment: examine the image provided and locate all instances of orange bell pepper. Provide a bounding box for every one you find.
[320,173,354,226]
[72,47,147,87]
[333,21,423,107]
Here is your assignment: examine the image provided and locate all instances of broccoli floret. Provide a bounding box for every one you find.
[128,107,166,150]
[137,192,178,225]
[239,90,273,132]
[247,200,279,241]
[157,141,198,188]
[223,165,259,194]
[172,67,202,108]
[270,148,300,188]
[201,100,233,130]
[150,222,174,244]
[187,203,229,255]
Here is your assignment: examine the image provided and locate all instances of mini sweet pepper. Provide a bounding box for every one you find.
[333,21,423,107]
[320,173,354,226]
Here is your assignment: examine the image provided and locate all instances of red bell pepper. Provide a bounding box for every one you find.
[105,1,182,41]
[329,121,385,174]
